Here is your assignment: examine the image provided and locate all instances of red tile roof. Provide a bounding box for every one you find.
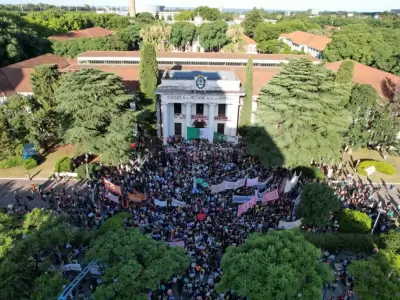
[325,60,400,99]
[280,31,332,51]
[77,51,319,61]
[5,53,71,69]
[48,27,114,41]
[241,35,257,45]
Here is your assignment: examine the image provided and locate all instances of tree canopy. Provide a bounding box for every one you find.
[198,21,229,52]
[348,251,400,300]
[55,68,136,160]
[193,6,221,21]
[245,59,350,167]
[171,22,197,50]
[174,10,195,21]
[217,231,333,300]
[117,24,141,50]
[242,8,263,37]
[339,208,372,233]
[296,182,340,227]
[85,228,190,299]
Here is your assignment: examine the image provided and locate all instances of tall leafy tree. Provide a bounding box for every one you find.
[32,272,68,300]
[31,64,59,110]
[174,10,195,21]
[117,24,141,50]
[296,183,340,227]
[339,208,372,233]
[239,58,253,131]
[242,8,263,37]
[193,6,221,21]
[198,21,229,51]
[217,231,333,300]
[348,251,400,300]
[85,228,190,299]
[55,68,133,155]
[245,59,349,167]
[170,22,197,50]
[139,23,171,52]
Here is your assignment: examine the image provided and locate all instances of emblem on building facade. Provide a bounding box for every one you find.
[196,76,206,89]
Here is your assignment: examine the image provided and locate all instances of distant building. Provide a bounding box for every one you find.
[146,5,165,13]
[241,35,258,54]
[279,31,332,59]
[347,12,354,17]
[310,9,319,17]
[48,27,114,41]
[285,11,291,17]
[374,14,380,19]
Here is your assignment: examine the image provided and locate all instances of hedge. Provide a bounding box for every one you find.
[54,156,72,172]
[357,160,396,176]
[94,212,132,238]
[0,156,25,169]
[303,232,383,253]
[339,208,372,234]
[293,166,324,180]
[77,163,100,179]
[24,158,38,170]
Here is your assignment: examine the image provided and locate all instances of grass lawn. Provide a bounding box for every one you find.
[342,148,400,183]
[0,145,75,179]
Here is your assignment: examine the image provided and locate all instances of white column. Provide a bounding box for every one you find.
[156,100,161,138]
[185,102,191,139]
[231,104,239,136]
[162,103,168,144]
[208,103,215,142]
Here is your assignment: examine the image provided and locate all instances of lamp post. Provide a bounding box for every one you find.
[371,208,386,235]
[85,153,89,179]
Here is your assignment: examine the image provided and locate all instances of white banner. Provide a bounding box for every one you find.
[55,172,78,178]
[199,128,209,139]
[154,199,167,207]
[154,199,186,207]
[106,193,120,203]
[246,177,259,187]
[232,195,253,203]
[284,172,301,194]
[225,178,246,190]
[278,219,302,230]
[172,199,186,207]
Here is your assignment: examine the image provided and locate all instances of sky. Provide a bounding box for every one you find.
[1,0,398,12]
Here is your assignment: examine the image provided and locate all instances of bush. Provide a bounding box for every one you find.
[293,166,324,180]
[357,160,396,176]
[0,156,25,169]
[94,212,131,238]
[339,208,372,233]
[335,60,355,84]
[14,144,24,157]
[54,156,72,172]
[24,158,38,170]
[76,163,101,179]
[303,232,383,253]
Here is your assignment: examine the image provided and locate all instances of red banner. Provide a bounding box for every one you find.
[127,189,146,202]
[103,179,122,196]
[237,196,257,217]
[262,189,279,204]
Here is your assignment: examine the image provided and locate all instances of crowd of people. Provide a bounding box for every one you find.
[10,137,398,300]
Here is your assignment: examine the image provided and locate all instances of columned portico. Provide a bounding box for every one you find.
[156,70,245,144]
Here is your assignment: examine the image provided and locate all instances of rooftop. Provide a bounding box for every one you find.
[48,27,114,41]
[280,31,332,51]
[77,51,319,61]
[165,70,236,81]
[325,60,400,99]
[241,35,257,45]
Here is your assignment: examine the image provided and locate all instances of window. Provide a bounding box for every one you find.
[196,104,204,115]
[218,104,226,116]
[217,123,225,135]
[174,123,182,136]
[174,103,182,115]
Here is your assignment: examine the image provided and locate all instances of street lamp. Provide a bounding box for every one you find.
[85,153,89,179]
[371,208,386,235]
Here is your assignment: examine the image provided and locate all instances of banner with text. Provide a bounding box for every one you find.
[278,219,302,230]
[246,177,259,187]
[104,179,122,196]
[237,197,257,217]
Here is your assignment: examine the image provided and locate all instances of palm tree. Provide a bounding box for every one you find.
[140,23,171,51]
[226,25,244,44]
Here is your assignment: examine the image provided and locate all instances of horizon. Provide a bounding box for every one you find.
[1,0,399,13]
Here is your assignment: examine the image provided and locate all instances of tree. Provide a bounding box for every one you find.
[0,13,51,66]
[296,183,340,227]
[226,24,244,44]
[335,59,355,84]
[348,251,400,300]
[0,113,17,160]
[170,22,197,50]
[242,8,263,37]
[254,22,281,42]
[139,43,158,124]
[85,228,190,299]
[221,42,246,53]
[117,24,141,50]
[198,21,229,51]
[339,208,372,233]
[135,12,155,25]
[257,40,290,54]
[382,230,400,254]
[52,36,127,58]
[193,6,221,21]
[217,231,333,300]
[31,64,59,110]
[55,69,133,155]
[245,59,350,167]
[239,58,253,131]
[344,84,379,149]
[140,23,171,52]
[174,10,194,21]
[32,272,68,300]
[369,106,400,152]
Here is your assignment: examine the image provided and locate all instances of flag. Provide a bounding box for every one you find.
[127,190,146,202]
[104,178,122,196]
[262,189,279,203]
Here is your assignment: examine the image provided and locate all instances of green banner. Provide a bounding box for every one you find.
[187,127,199,140]
[214,132,227,141]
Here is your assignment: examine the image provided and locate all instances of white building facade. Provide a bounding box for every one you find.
[156,70,244,144]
